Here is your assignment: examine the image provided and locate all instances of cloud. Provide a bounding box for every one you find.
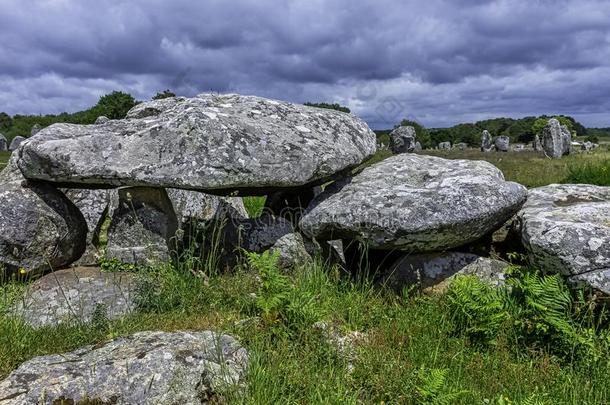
[1,0,609,127]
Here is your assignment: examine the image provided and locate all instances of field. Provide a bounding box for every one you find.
[0,151,9,171]
[1,148,610,403]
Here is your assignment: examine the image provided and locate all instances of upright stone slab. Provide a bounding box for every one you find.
[17,94,377,195]
[0,133,7,151]
[389,126,417,153]
[542,118,571,158]
[481,130,493,152]
[0,155,87,276]
[494,135,509,152]
[8,135,25,151]
[300,154,527,252]
[438,141,451,150]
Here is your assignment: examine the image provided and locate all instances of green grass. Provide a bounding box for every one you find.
[243,196,266,218]
[563,158,610,186]
[0,151,10,171]
[3,256,610,404]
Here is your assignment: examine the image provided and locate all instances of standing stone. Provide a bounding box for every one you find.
[30,123,41,136]
[542,118,571,158]
[0,330,249,405]
[106,187,179,265]
[0,133,7,151]
[533,134,542,151]
[438,141,451,150]
[0,155,87,276]
[494,135,510,152]
[481,130,493,152]
[300,154,527,252]
[454,142,468,150]
[10,267,136,327]
[17,94,377,194]
[389,126,417,153]
[8,136,25,151]
[94,115,110,125]
[516,184,610,293]
[414,141,422,152]
[63,189,114,265]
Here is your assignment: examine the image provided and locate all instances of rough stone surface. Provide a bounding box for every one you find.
[542,118,571,158]
[8,136,25,151]
[30,124,41,136]
[95,115,110,124]
[167,188,248,227]
[0,155,87,276]
[10,267,136,327]
[389,126,417,153]
[382,252,510,294]
[269,232,312,269]
[0,330,249,405]
[106,187,178,265]
[454,142,468,150]
[228,215,294,253]
[17,93,377,194]
[300,154,527,252]
[438,141,451,150]
[517,184,610,289]
[414,141,422,152]
[494,135,509,152]
[0,133,7,151]
[63,189,113,265]
[533,134,542,151]
[481,130,493,152]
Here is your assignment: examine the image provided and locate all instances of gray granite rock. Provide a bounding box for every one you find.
[481,130,493,152]
[438,141,451,150]
[382,252,510,294]
[389,126,417,153]
[106,187,178,265]
[269,232,312,269]
[8,136,25,151]
[0,133,7,151]
[167,188,248,226]
[0,330,249,405]
[454,142,468,150]
[0,155,87,276]
[17,94,377,194]
[494,135,509,152]
[30,124,41,136]
[10,267,136,327]
[517,184,610,290]
[63,189,113,265]
[94,115,110,124]
[542,118,571,158]
[300,154,527,252]
[533,134,542,151]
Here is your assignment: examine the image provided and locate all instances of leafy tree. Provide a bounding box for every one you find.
[303,102,350,113]
[152,89,176,100]
[396,119,432,148]
[94,91,138,119]
[0,112,12,132]
[532,116,574,136]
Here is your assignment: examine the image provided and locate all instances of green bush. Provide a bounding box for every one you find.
[563,159,610,186]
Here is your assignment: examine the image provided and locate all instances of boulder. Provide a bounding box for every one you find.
[30,123,41,136]
[8,135,25,151]
[0,133,7,151]
[542,118,571,158]
[300,154,527,252]
[494,135,509,152]
[63,189,113,265]
[582,141,594,151]
[106,187,178,265]
[516,184,610,293]
[167,188,248,226]
[481,130,493,152]
[438,141,451,150]
[227,214,294,254]
[414,141,423,152]
[454,142,468,151]
[381,252,510,294]
[0,330,249,405]
[0,155,87,276]
[533,134,542,151]
[10,267,136,327]
[17,94,377,195]
[269,232,313,269]
[94,115,110,124]
[389,126,417,153]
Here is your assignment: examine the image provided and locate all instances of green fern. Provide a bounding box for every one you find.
[414,367,468,404]
[246,250,291,324]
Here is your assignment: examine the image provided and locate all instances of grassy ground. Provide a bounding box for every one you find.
[0,151,10,171]
[2,256,610,404]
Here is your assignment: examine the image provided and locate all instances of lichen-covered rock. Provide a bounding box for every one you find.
[454,142,468,150]
[10,267,136,327]
[0,133,7,151]
[481,130,493,152]
[167,188,248,226]
[389,126,417,153]
[494,135,509,152]
[106,187,178,265]
[8,135,25,151]
[0,155,87,276]
[542,118,571,158]
[0,330,249,405]
[17,94,377,194]
[63,189,114,265]
[533,134,542,151]
[517,184,610,292]
[438,141,451,150]
[94,115,110,124]
[382,252,510,294]
[269,232,312,269]
[300,154,527,252]
[227,215,294,253]
[30,124,41,136]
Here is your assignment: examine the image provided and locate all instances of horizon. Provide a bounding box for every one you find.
[1,1,610,128]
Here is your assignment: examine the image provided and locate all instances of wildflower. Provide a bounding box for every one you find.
[19,267,27,275]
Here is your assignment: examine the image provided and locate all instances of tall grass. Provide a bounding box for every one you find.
[563,158,610,186]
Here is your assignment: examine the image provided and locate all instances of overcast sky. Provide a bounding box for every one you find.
[1,0,610,128]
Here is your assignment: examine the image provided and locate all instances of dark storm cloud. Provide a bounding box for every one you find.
[1,0,610,127]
